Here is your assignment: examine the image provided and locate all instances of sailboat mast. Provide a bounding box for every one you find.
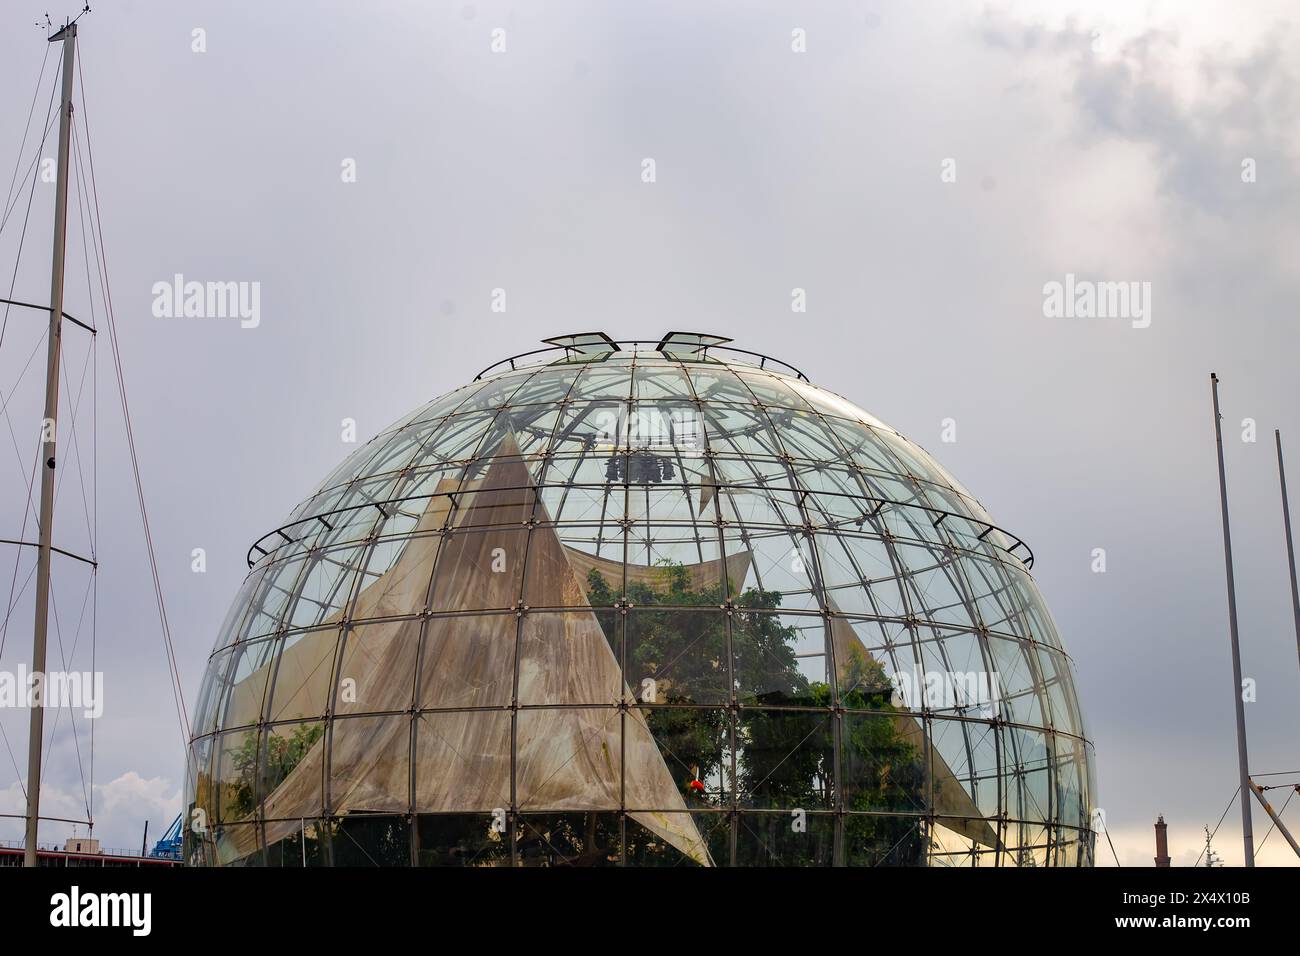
[24,20,78,868]
[1209,373,1255,867]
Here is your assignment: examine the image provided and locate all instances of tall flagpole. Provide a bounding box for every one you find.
[1209,373,1254,866]
[24,20,77,868]
[1275,431,1300,677]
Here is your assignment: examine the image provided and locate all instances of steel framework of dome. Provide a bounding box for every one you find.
[185,332,1095,867]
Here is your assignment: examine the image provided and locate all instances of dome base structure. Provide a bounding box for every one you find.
[187,334,1095,867]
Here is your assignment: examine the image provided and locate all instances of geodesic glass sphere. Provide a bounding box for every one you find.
[185,336,1095,867]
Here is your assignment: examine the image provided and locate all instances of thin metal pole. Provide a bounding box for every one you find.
[1275,431,1300,676]
[24,21,77,868]
[1209,373,1254,866]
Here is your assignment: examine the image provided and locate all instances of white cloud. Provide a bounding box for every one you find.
[0,771,180,855]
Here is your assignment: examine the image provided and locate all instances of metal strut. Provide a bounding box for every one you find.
[1248,780,1300,860]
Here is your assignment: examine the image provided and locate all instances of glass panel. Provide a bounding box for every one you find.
[288,544,364,628]
[734,810,835,866]
[185,734,216,865]
[633,365,693,401]
[719,526,821,614]
[330,815,411,866]
[733,610,827,707]
[418,612,515,709]
[503,366,578,408]
[335,620,420,715]
[211,822,260,867]
[986,635,1046,727]
[625,608,728,705]
[515,706,623,811]
[193,648,233,736]
[454,370,536,413]
[414,711,512,813]
[329,714,409,813]
[566,363,632,402]
[238,554,307,641]
[260,720,326,821]
[218,636,277,730]
[684,367,754,405]
[816,530,908,618]
[842,712,927,814]
[835,618,908,706]
[1008,727,1053,825]
[515,813,620,867]
[637,706,732,808]
[517,612,624,705]
[264,626,341,723]
[210,567,265,652]
[1055,733,1087,831]
[423,528,528,612]
[416,813,511,866]
[264,818,328,867]
[929,819,982,867]
[623,811,726,867]
[845,814,926,866]
[735,709,836,811]
[1030,644,1069,722]
[732,371,815,411]
[214,729,260,825]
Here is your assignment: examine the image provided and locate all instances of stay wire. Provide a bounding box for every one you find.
[76,45,192,746]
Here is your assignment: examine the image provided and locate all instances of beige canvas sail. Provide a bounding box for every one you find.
[221,436,712,865]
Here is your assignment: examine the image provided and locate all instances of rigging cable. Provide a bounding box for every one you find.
[0,41,101,829]
[0,59,60,527]
[0,63,60,354]
[75,46,192,746]
[0,40,52,237]
[1253,784,1297,859]
[30,118,103,827]
[0,47,63,805]
[1194,788,1238,867]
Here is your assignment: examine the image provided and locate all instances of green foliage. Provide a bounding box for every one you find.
[579,561,926,865]
[228,723,324,820]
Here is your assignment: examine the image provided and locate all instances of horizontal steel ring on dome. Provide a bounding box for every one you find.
[473,339,809,383]
[245,481,1035,571]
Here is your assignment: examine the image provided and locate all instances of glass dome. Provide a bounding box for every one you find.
[185,333,1095,867]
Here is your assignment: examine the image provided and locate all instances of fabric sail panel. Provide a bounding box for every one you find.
[222,492,457,729]
[224,435,712,865]
[563,546,752,597]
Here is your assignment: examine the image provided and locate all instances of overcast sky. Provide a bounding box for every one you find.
[1,0,1298,866]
